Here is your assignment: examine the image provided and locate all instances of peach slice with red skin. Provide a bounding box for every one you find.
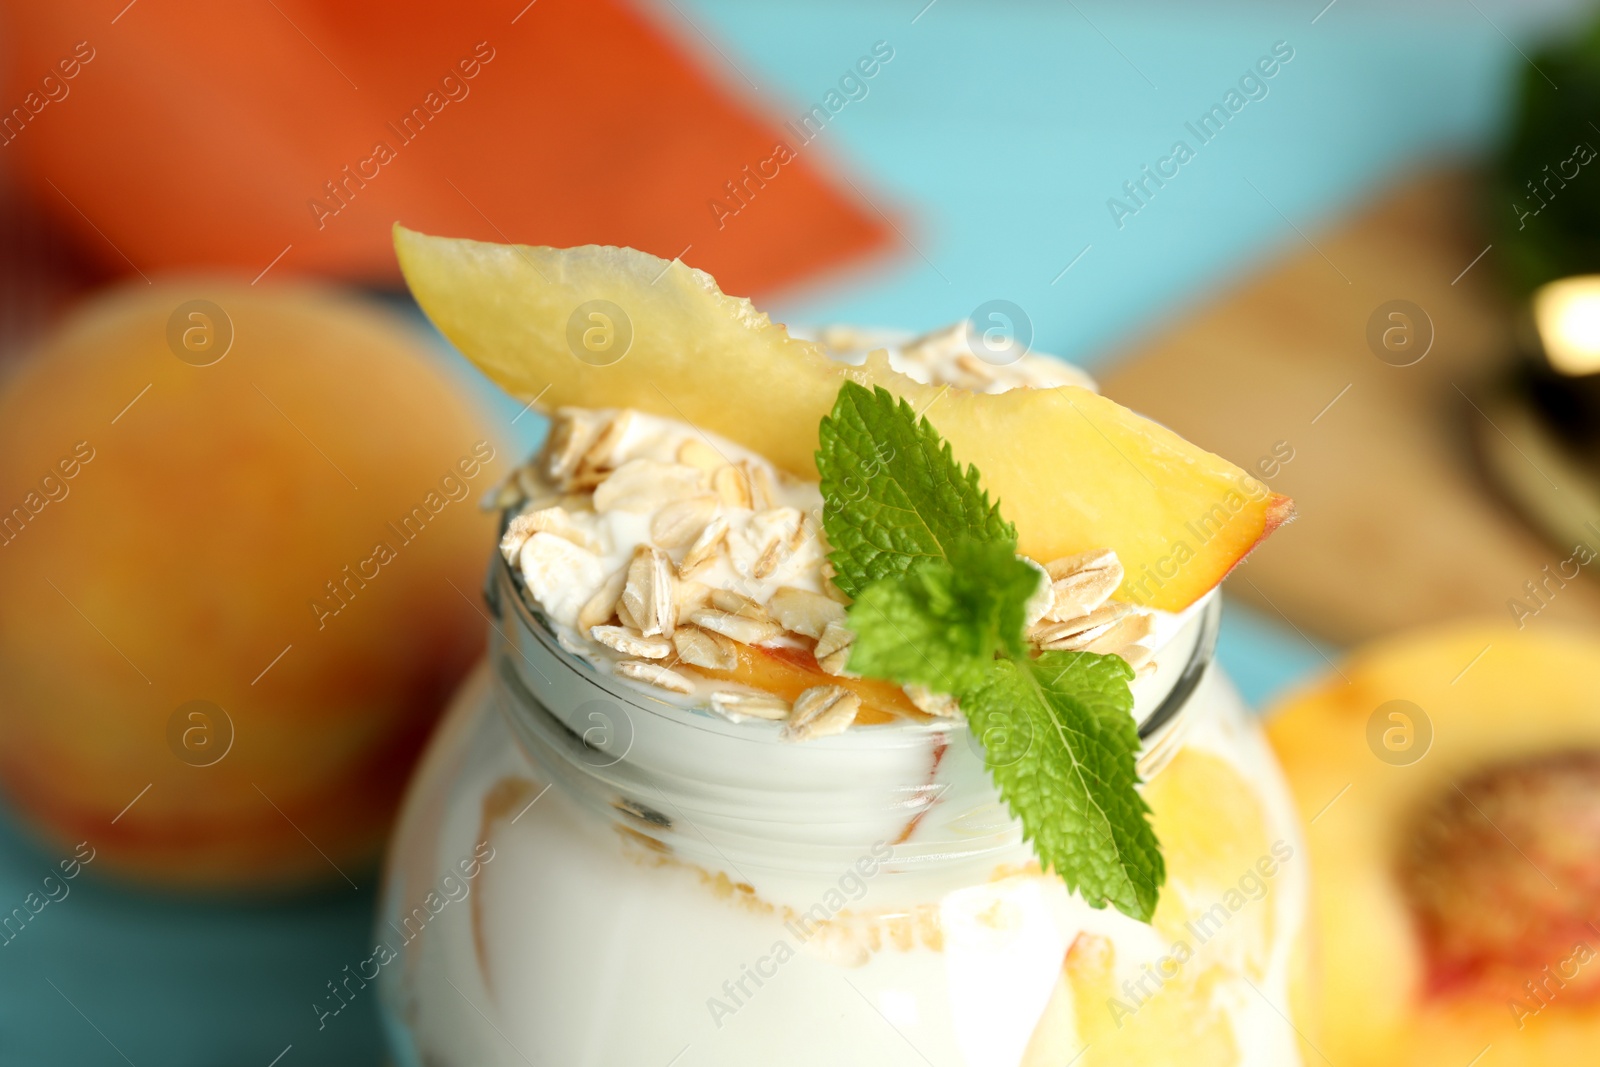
[394,226,1292,612]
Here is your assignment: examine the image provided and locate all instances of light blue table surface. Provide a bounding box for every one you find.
[0,2,1577,1062]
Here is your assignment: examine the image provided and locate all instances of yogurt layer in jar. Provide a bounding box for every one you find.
[374,327,1314,1067]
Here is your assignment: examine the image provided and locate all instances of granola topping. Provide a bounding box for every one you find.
[496,326,1172,738]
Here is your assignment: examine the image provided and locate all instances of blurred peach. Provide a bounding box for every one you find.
[0,280,501,890]
[1269,622,1600,1065]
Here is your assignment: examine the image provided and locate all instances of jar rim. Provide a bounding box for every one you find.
[484,522,1222,876]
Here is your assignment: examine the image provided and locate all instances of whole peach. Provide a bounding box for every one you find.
[0,281,501,890]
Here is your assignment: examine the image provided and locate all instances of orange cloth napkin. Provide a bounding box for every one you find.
[0,0,889,295]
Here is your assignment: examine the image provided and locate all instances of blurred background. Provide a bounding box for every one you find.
[3,0,1600,1063]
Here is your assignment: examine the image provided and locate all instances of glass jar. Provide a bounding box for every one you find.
[376,540,1315,1067]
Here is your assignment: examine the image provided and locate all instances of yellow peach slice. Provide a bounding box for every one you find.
[1144,748,1277,971]
[1021,932,1241,1066]
[394,226,1291,611]
[1019,749,1301,1066]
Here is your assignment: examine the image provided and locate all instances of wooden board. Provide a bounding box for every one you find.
[1101,167,1600,646]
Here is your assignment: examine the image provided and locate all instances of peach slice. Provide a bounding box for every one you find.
[395,226,1292,611]
[693,643,923,726]
[1142,748,1278,968]
[1018,747,1314,1065]
[1022,932,1242,1066]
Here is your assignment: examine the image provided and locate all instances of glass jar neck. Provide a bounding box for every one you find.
[482,549,1218,890]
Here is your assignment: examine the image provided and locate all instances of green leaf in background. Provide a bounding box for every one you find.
[1495,15,1600,293]
[817,381,1013,598]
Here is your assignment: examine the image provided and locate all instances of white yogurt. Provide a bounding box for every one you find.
[378,635,1308,1066]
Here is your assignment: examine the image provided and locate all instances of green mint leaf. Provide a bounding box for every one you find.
[845,540,1043,694]
[817,381,1013,598]
[963,651,1164,921]
[814,379,1164,924]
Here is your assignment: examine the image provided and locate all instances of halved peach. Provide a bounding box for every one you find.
[394,227,1291,611]
[1268,621,1600,1066]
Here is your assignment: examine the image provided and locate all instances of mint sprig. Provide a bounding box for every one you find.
[965,653,1161,920]
[846,540,1038,695]
[817,383,1014,598]
[818,382,1164,921]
